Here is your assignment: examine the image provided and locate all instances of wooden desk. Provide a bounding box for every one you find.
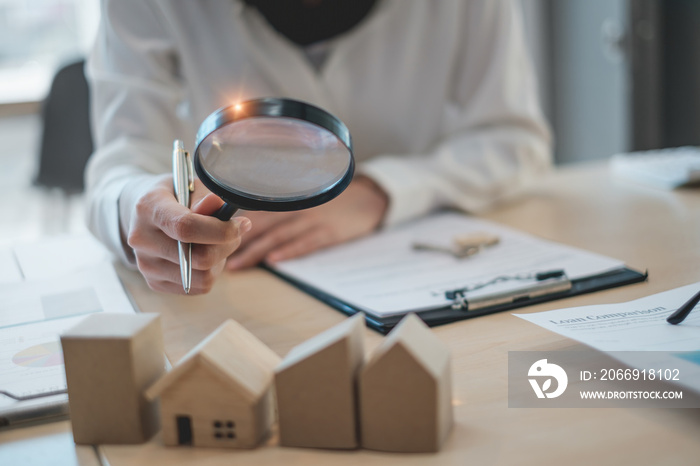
[8,162,700,465]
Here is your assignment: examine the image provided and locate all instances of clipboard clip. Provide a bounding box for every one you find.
[445,270,571,311]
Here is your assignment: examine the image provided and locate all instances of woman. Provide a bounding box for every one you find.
[86,0,551,294]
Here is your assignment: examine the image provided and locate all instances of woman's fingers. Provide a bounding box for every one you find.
[265,226,336,263]
[226,215,312,270]
[123,176,251,294]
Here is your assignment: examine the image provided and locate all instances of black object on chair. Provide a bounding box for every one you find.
[34,59,93,194]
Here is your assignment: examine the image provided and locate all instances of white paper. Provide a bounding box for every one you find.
[0,263,133,329]
[0,263,136,413]
[515,283,700,392]
[273,213,625,317]
[0,246,23,284]
[514,282,700,352]
[12,233,112,281]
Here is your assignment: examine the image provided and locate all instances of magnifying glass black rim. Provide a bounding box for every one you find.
[193,97,355,212]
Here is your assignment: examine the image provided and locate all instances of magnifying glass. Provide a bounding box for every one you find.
[192,98,355,221]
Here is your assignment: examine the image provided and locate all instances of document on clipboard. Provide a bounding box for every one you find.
[269,213,647,333]
[0,235,136,428]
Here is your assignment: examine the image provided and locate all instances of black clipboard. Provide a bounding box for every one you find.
[267,266,648,334]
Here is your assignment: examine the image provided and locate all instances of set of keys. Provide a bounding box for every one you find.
[412,232,500,259]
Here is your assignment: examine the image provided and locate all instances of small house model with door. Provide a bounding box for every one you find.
[145,319,280,449]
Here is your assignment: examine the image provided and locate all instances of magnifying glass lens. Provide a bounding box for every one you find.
[193,98,354,218]
[198,117,352,201]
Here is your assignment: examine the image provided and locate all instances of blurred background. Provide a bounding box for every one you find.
[0,0,695,244]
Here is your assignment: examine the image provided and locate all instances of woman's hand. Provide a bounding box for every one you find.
[226,176,388,270]
[119,176,251,294]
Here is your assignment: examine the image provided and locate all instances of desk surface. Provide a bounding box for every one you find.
[5,161,700,465]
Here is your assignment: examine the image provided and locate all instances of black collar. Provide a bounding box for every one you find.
[243,0,379,46]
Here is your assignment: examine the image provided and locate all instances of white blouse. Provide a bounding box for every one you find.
[85,0,552,264]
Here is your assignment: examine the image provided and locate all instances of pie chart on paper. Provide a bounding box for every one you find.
[12,341,64,368]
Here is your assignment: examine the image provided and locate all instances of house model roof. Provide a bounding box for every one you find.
[145,319,280,402]
[276,314,365,373]
[363,314,449,377]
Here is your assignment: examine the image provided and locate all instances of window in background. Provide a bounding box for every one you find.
[522,0,631,164]
[0,0,99,104]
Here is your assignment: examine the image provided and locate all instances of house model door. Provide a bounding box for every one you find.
[176,415,193,445]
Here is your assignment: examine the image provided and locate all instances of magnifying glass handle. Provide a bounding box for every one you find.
[214,202,238,221]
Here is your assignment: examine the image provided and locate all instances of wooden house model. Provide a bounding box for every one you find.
[61,313,165,445]
[274,314,365,449]
[145,319,280,449]
[359,314,453,453]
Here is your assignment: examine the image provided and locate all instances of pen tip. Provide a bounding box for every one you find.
[184,287,190,295]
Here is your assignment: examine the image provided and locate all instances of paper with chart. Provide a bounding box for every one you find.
[0,235,135,417]
[515,282,700,392]
[272,213,626,317]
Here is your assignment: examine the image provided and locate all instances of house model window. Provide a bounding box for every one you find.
[213,420,236,440]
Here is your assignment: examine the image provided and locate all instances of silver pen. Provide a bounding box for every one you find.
[172,140,194,294]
